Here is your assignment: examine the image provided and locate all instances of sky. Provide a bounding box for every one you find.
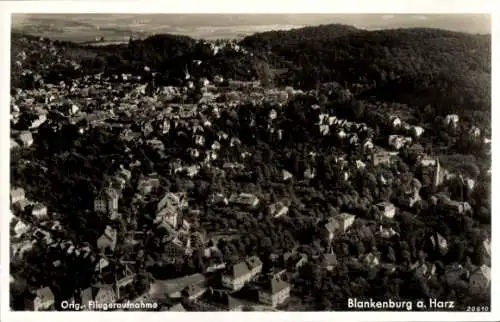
[11,14,491,42]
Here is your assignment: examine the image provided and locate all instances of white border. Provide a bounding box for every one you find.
[0,1,497,322]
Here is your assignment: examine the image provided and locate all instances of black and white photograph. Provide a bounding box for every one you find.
[3,0,495,319]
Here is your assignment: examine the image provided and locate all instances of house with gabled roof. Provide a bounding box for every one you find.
[222,256,263,291]
[94,187,120,214]
[324,213,356,241]
[258,277,291,308]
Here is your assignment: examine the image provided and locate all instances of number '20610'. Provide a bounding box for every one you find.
[466,306,489,312]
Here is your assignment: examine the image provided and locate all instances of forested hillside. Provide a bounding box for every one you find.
[12,25,491,123]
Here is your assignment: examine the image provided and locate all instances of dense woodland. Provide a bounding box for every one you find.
[10,25,491,310]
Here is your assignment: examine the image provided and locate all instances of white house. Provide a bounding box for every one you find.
[10,187,25,204]
[444,114,460,127]
[411,126,425,137]
[32,204,48,219]
[19,131,34,148]
[376,201,396,219]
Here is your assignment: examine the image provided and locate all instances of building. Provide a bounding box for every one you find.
[411,126,425,137]
[430,233,448,255]
[469,126,481,138]
[246,256,263,276]
[222,256,262,291]
[389,116,402,128]
[324,213,356,240]
[156,205,179,229]
[420,156,437,167]
[322,252,338,271]
[10,187,26,205]
[268,202,289,218]
[372,151,398,166]
[229,193,260,209]
[222,262,252,291]
[378,226,398,239]
[304,167,316,179]
[19,131,34,148]
[182,284,207,301]
[115,265,136,299]
[27,202,47,218]
[164,240,186,260]
[388,135,412,150]
[94,257,110,274]
[363,253,380,268]
[336,213,356,233]
[469,265,490,296]
[97,226,118,253]
[444,114,460,127]
[411,261,436,279]
[281,169,293,181]
[94,187,120,214]
[376,202,396,219]
[136,175,160,196]
[13,219,31,237]
[81,285,117,309]
[157,192,188,211]
[258,277,291,308]
[32,287,55,311]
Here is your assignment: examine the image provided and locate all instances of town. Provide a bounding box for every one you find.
[9,23,491,312]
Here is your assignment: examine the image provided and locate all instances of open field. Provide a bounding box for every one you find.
[12,14,490,42]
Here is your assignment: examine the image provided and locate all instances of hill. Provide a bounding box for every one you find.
[11,25,491,123]
[241,27,490,117]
